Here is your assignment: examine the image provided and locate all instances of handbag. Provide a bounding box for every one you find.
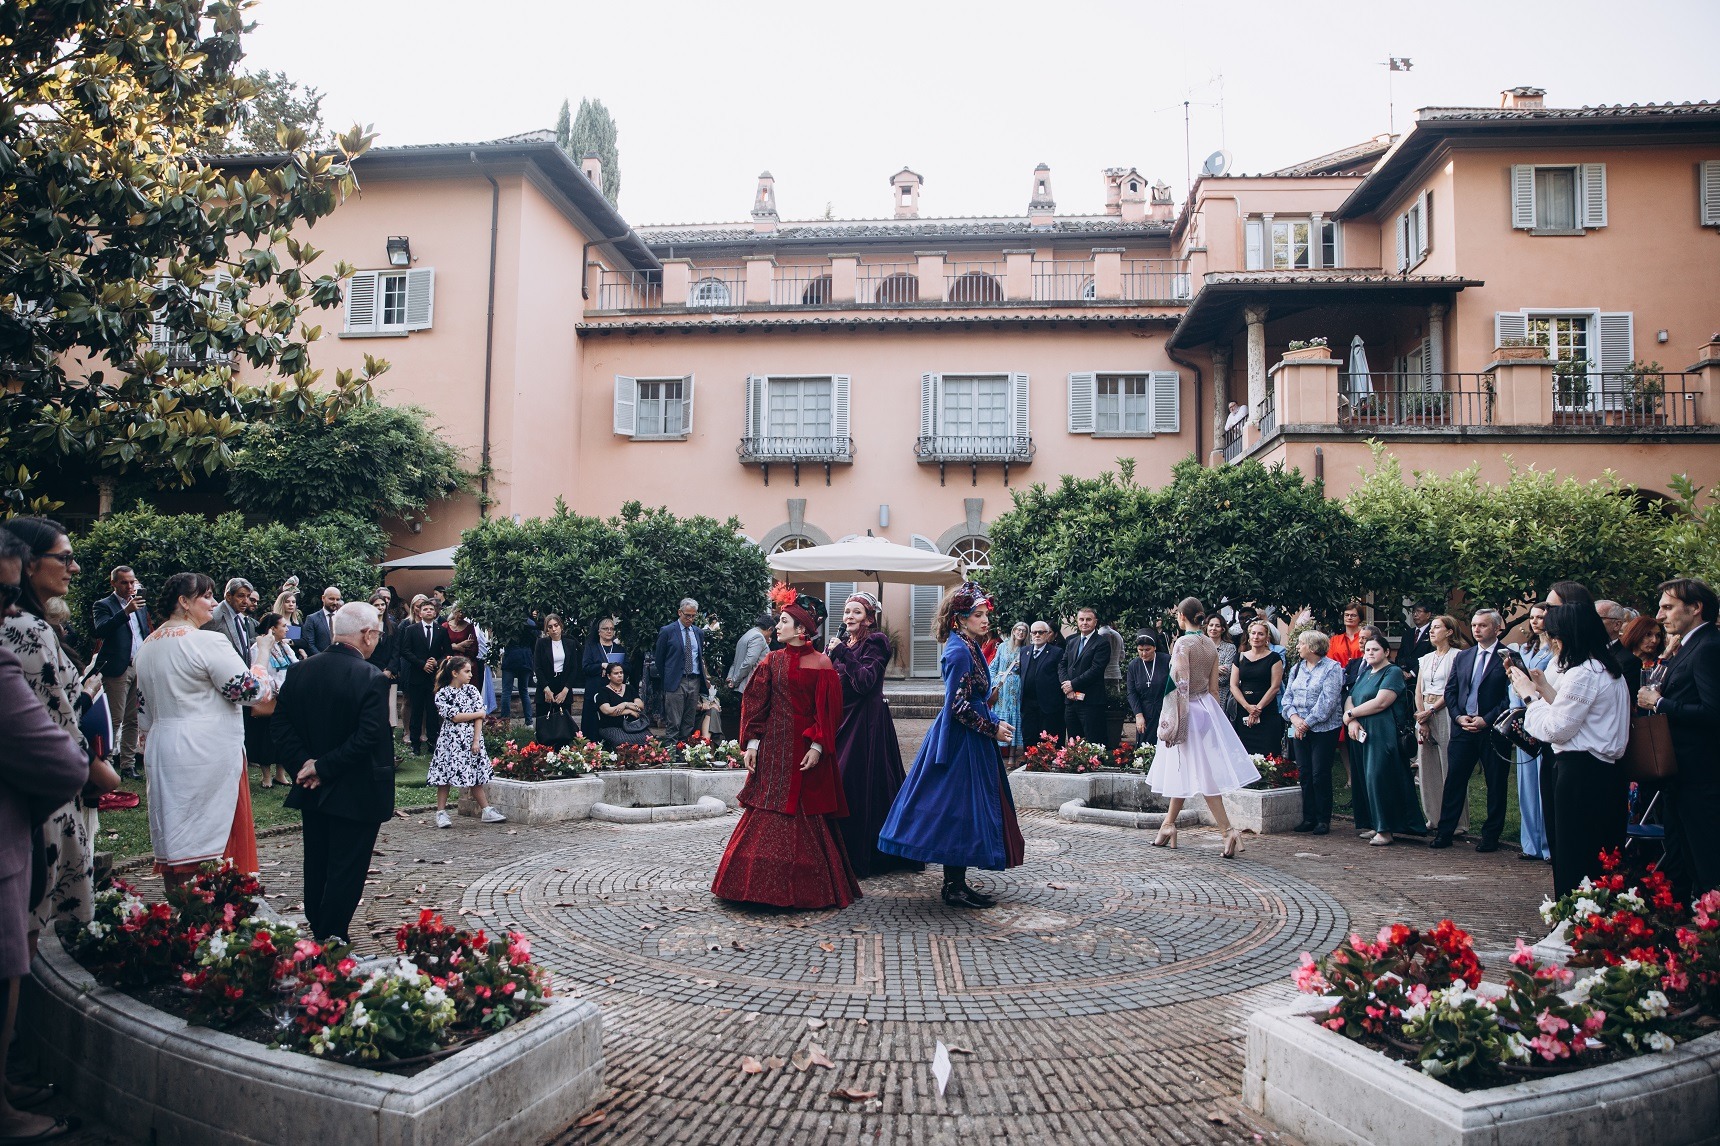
[621,715,650,735]
[536,705,576,745]
[1493,708,1545,756]
[1623,712,1676,782]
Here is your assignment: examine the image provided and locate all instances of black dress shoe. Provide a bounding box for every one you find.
[1429,837,1453,849]
[941,884,993,909]
[963,884,997,907]
[1518,852,1543,862]
[1292,821,1317,833]
[1475,839,1500,853]
[1313,823,1330,836]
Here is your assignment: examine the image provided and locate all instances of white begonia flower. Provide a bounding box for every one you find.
[1506,1033,1532,1062]
[1539,899,1557,924]
[423,985,448,1007]
[208,933,229,960]
[1401,1002,1427,1023]
[1574,898,1602,917]
[1641,990,1669,1017]
[1577,876,1596,891]
[1569,973,1599,1001]
[84,921,107,940]
[1622,958,1643,972]
[1645,1032,1675,1053]
[351,1001,370,1028]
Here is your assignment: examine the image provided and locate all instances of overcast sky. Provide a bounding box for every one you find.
[239,0,1719,226]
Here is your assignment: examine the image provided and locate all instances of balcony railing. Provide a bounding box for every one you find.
[737,435,854,462]
[1031,262,1095,302]
[856,262,918,305]
[1338,373,1495,428]
[594,269,662,311]
[945,262,1006,304]
[1257,392,1277,439]
[914,434,1035,462]
[1551,372,1702,427]
[687,267,747,308]
[1221,419,1244,463]
[771,265,835,306]
[1122,259,1192,301]
[148,340,235,370]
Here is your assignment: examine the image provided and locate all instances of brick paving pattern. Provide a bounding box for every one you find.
[48,716,1552,1145]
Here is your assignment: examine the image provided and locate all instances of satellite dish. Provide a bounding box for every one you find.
[1202,149,1233,177]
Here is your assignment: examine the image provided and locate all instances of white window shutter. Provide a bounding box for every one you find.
[1597,312,1634,375]
[612,375,638,436]
[825,582,856,616]
[1417,191,1431,259]
[1580,164,1608,229]
[1511,165,1536,229]
[344,271,378,333]
[1419,336,1434,389]
[1244,219,1263,270]
[404,267,435,329]
[1067,372,1096,433]
[681,374,695,436]
[1010,372,1030,440]
[920,373,938,439]
[909,536,941,676]
[1149,371,1181,433]
[1495,312,1529,346]
[1701,160,1720,226]
[746,374,768,439]
[831,374,851,455]
[1395,213,1408,271]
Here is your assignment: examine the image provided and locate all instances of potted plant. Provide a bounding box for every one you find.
[1400,391,1449,424]
[1283,336,1330,362]
[1622,359,1666,421]
[1491,335,1548,363]
[1553,357,1595,419]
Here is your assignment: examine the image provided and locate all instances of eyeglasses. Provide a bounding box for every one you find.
[40,551,76,566]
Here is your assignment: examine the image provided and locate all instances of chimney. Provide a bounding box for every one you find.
[1500,86,1546,110]
[581,150,602,185]
[1102,167,1128,216]
[751,170,779,234]
[890,167,923,219]
[1029,163,1055,229]
[1150,179,1175,223]
[1118,169,1147,224]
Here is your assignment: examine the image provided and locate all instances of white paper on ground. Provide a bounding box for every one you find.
[932,1040,952,1096]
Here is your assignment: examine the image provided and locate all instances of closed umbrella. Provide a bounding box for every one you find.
[1348,335,1374,395]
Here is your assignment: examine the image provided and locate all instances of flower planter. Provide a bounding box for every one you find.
[1491,345,1549,363]
[1226,786,1305,834]
[21,938,604,1146]
[461,768,746,825]
[1283,344,1333,362]
[1243,995,1720,1146]
[462,775,604,825]
[1009,769,1303,834]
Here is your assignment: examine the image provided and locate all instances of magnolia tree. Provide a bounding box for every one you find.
[0,0,381,514]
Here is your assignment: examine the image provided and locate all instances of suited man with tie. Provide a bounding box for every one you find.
[1126,631,1171,745]
[1639,578,1720,897]
[1432,608,1515,851]
[91,564,152,778]
[1018,622,1067,749]
[397,596,452,754]
[204,577,259,661]
[300,585,344,656]
[1401,601,1438,689]
[653,598,710,741]
[1060,607,1114,745]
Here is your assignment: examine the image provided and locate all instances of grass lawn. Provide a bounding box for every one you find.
[1331,752,1523,843]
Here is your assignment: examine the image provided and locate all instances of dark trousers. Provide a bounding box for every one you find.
[499,667,534,722]
[1539,745,1558,859]
[1064,698,1108,747]
[1020,699,1065,751]
[1550,750,1628,897]
[1436,729,1511,843]
[406,678,441,749]
[1668,774,1720,899]
[300,807,381,942]
[1293,727,1340,826]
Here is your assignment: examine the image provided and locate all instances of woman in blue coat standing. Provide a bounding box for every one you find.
[878,581,1024,908]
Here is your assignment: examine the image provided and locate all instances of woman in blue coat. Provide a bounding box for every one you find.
[878,581,1024,908]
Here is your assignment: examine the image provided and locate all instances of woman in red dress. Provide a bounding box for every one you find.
[712,586,860,909]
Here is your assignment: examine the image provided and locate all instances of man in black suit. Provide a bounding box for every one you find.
[1059,607,1113,746]
[396,596,451,754]
[1126,631,1171,745]
[1018,621,1066,750]
[203,577,257,661]
[91,565,151,778]
[1432,608,1515,851]
[1639,578,1720,898]
[1401,601,1438,689]
[1596,599,1643,698]
[300,585,344,656]
[273,602,395,942]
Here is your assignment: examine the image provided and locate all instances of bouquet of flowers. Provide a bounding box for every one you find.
[304,957,457,1063]
[181,917,309,1028]
[70,880,195,987]
[1539,849,1683,967]
[1293,921,1483,1039]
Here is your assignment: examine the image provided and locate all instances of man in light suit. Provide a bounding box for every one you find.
[203,577,258,661]
[1640,578,1720,898]
[654,597,709,741]
[91,564,152,778]
[300,585,344,656]
[727,612,773,695]
[1019,622,1067,749]
[1432,608,1515,851]
[1059,607,1113,746]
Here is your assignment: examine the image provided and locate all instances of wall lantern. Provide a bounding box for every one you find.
[386,236,412,267]
[879,504,891,529]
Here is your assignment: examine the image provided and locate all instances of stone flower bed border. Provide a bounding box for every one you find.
[1008,768,1302,834]
[460,768,746,825]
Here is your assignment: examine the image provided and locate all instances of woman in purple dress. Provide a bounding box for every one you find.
[827,592,923,878]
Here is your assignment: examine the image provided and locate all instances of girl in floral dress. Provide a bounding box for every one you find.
[430,656,506,829]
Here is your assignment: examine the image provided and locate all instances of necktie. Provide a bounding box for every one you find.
[1077,635,1086,659]
[233,613,246,651]
[1467,648,1489,715]
[684,625,696,674]
[424,623,431,644]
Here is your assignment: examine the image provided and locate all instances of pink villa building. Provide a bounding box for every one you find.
[213,88,1720,674]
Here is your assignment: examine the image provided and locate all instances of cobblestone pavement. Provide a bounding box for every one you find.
[53,718,1552,1145]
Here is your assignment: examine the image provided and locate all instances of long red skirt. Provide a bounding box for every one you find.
[154,769,259,882]
[712,807,862,909]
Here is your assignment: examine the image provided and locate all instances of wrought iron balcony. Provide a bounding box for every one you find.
[914,434,1035,486]
[736,435,854,486]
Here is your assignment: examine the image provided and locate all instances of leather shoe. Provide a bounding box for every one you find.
[963,884,997,907]
[1292,821,1317,833]
[1312,823,1330,836]
[1429,837,1453,849]
[941,884,993,909]
[1517,852,1543,862]
[1476,840,1500,853]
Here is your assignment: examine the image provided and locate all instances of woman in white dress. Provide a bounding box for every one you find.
[135,572,273,887]
[1414,614,1468,836]
[1147,597,1260,857]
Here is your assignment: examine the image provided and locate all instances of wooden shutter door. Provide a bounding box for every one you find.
[745,375,768,444]
[832,374,851,457]
[1417,191,1431,258]
[1149,371,1181,433]
[1597,313,1634,409]
[612,376,637,436]
[910,536,941,677]
[1511,165,1536,230]
[1067,372,1095,433]
[404,268,435,329]
[1580,164,1608,229]
[344,271,378,333]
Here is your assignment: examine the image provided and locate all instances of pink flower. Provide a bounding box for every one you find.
[1293,953,1330,994]
[1509,938,1537,969]
[1322,1017,1345,1031]
[1406,983,1430,1005]
[1535,1010,1570,1035]
[1529,1032,1571,1061]
[1581,1011,1606,1036]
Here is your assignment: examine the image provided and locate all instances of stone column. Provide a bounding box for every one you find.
[1245,304,1269,427]
[1003,250,1034,301]
[1428,302,1448,377]
[915,251,947,303]
[829,254,858,303]
[744,255,775,307]
[1209,344,1232,465]
[661,258,693,307]
[1092,248,1124,300]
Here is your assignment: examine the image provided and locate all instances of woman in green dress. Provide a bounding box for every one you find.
[1341,635,1426,846]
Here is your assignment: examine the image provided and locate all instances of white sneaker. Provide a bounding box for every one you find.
[480,806,508,824]
[435,810,452,829]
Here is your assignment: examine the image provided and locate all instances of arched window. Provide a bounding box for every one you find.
[1080,277,1097,301]
[690,277,731,307]
[874,272,919,305]
[771,536,816,555]
[801,275,833,305]
[949,271,1003,304]
[947,536,992,576]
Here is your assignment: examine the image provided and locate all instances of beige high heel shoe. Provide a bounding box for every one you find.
[1221,828,1243,858]
[1152,819,1178,848]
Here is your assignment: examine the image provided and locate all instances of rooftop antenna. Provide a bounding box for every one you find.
[1155,72,1224,194]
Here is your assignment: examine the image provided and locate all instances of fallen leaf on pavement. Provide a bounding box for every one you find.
[764,1055,786,1070]
[1048,883,1067,890]
[640,923,655,931]
[817,941,835,952]
[575,1110,606,1128]
[741,1056,765,1075]
[946,1045,973,1054]
[807,966,823,974]
[741,1012,759,1023]
[394,810,409,819]
[602,976,616,986]
[855,1018,869,1026]
[808,1043,835,1069]
[831,1087,877,1102]
[731,940,746,951]
[791,1049,812,1072]
[695,978,719,987]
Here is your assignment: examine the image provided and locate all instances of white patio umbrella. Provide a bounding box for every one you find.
[1348,334,1374,395]
[768,536,963,597]
[378,544,459,570]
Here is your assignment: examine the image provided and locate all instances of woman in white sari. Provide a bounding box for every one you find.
[136,572,273,887]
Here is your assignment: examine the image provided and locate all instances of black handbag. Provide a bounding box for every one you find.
[536,705,576,745]
[1493,708,1545,755]
[621,715,650,735]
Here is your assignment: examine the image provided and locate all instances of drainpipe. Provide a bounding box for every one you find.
[472,152,499,518]
[1314,446,1325,486]
[1165,342,1205,464]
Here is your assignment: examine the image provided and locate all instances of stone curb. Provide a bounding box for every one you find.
[591,794,729,823]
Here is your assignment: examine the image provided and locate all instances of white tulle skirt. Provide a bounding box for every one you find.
[1147,692,1262,798]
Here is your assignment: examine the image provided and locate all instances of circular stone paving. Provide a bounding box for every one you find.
[464,816,1347,1023]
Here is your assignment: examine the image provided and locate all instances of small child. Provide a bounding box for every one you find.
[429,656,507,828]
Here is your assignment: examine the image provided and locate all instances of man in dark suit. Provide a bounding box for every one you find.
[1639,578,1720,898]
[91,565,152,778]
[1019,621,1066,749]
[273,602,395,942]
[653,597,709,741]
[300,585,344,656]
[1596,599,1643,698]
[1126,631,1171,745]
[1401,601,1438,689]
[203,577,258,661]
[1060,607,1113,745]
[396,596,451,754]
[1432,608,1515,851]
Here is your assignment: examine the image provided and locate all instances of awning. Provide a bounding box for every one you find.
[768,537,963,587]
[1166,271,1481,351]
[379,545,459,570]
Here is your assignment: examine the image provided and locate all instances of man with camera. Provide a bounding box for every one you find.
[90,565,151,779]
